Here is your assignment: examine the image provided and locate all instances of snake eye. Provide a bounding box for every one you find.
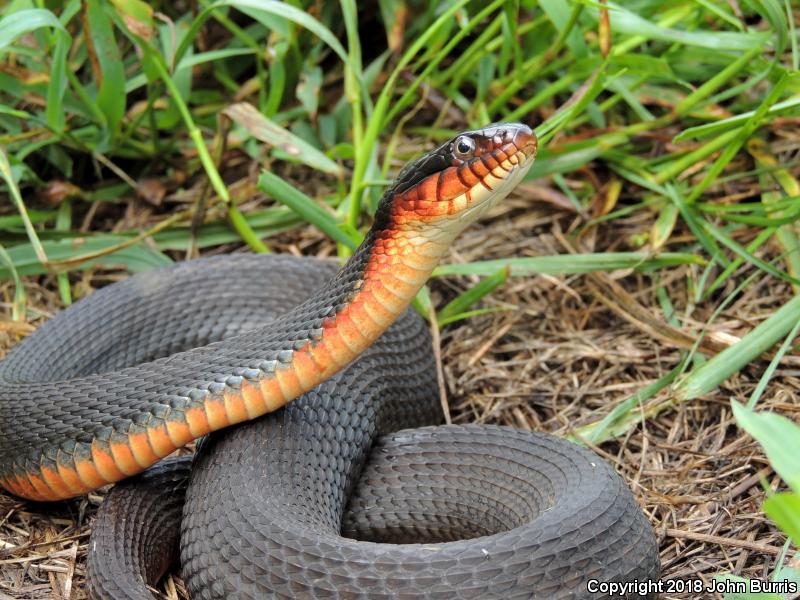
[453,135,476,160]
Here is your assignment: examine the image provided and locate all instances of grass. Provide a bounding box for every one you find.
[1,0,799,597]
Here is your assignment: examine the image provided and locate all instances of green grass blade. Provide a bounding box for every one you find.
[533,58,612,143]
[180,1,349,66]
[651,203,679,250]
[703,227,775,299]
[433,252,704,278]
[83,0,125,143]
[55,200,73,305]
[677,294,800,400]
[258,171,359,249]
[437,306,512,328]
[151,206,302,250]
[747,317,800,409]
[571,361,685,445]
[0,236,172,279]
[45,30,68,133]
[0,245,26,321]
[701,219,800,287]
[594,3,769,51]
[438,267,509,324]
[664,185,729,268]
[0,148,49,266]
[685,72,791,204]
[0,8,71,134]
[673,45,764,117]
[0,8,66,50]
[349,0,470,229]
[749,141,800,286]
[674,96,800,142]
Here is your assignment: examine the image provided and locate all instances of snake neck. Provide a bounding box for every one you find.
[213,227,440,438]
[297,225,444,368]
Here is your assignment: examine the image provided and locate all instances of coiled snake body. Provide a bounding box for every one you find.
[0,124,659,598]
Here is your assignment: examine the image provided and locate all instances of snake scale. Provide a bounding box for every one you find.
[0,124,659,598]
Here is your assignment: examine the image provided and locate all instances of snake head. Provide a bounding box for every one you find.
[375,123,537,243]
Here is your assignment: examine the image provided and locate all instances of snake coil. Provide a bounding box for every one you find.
[0,124,659,598]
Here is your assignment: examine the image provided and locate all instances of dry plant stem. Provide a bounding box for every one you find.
[428,303,452,424]
[665,529,785,556]
[46,212,186,270]
[586,276,728,355]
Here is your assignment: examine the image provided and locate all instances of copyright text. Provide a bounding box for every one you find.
[587,578,797,596]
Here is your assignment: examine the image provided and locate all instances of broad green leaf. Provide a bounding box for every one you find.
[774,567,800,592]
[731,401,800,493]
[763,493,800,542]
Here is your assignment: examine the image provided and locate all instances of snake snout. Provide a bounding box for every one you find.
[480,122,537,160]
[512,124,537,158]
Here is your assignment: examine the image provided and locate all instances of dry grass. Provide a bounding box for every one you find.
[1,168,799,600]
[440,195,800,599]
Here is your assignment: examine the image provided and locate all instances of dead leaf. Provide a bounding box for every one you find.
[135,178,167,206]
[39,181,82,206]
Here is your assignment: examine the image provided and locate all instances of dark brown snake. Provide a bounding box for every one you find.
[0,124,659,598]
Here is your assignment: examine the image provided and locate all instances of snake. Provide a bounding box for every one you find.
[0,123,659,598]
